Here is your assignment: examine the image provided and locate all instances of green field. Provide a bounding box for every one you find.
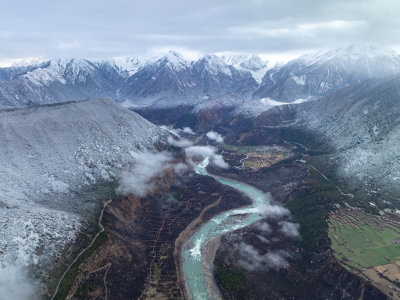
[223,144,258,154]
[223,144,289,154]
[329,217,400,269]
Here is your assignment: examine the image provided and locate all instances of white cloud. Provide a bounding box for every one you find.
[161,126,195,138]
[255,221,271,233]
[234,242,291,271]
[116,150,173,197]
[174,162,189,175]
[230,20,365,38]
[167,136,193,148]
[279,221,300,237]
[0,264,39,300]
[182,127,195,135]
[259,204,290,218]
[117,135,229,196]
[206,131,224,143]
[184,145,229,168]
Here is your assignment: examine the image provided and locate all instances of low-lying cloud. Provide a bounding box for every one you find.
[0,264,39,300]
[234,242,291,271]
[255,221,271,234]
[167,136,193,148]
[167,133,229,169]
[161,125,195,137]
[259,204,290,218]
[117,131,229,196]
[116,150,173,197]
[206,131,224,143]
[184,145,229,169]
[279,221,300,237]
[227,215,300,271]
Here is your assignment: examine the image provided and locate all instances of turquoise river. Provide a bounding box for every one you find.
[182,157,271,299]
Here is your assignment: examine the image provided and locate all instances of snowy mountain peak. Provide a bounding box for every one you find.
[150,50,190,71]
[195,54,232,76]
[107,57,141,76]
[254,44,400,102]
[8,58,48,68]
[218,54,269,83]
[220,54,267,71]
[21,58,95,86]
[297,44,400,66]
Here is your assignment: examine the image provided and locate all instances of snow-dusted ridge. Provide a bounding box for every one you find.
[1,45,400,110]
[233,97,309,117]
[254,45,400,102]
[0,98,165,291]
[302,75,400,197]
[218,54,270,83]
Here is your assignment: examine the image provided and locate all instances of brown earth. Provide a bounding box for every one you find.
[61,167,251,299]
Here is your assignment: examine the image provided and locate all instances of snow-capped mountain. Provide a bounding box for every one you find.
[119,51,203,108]
[0,51,259,109]
[107,57,142,77]
[2,46,400,112]
[0,99,165,282]
[0,58,131,108]
[233,97,308,117]
[119,52,258,108]
[219,54,269,83]
[254,45,400,102]
[303,74,400,196]
[193,54,258,94]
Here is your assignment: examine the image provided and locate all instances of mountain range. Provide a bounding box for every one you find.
[2,45,399,112]
[2,44,400,299]
[0,52,260,109]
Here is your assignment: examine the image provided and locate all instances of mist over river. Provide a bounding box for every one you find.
[182,157,277,299]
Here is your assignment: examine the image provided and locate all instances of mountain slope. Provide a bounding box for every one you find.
[219,54,269,83]
[119,52,258,109]
[0,52,259,110]
[0,58,135,108]
[254,45,400,102]
[119,51,203,108]
[0,98,165,277]
[2,46,399,112]
[303,75,400,197]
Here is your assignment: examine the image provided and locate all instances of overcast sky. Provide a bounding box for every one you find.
[0,0,399,65]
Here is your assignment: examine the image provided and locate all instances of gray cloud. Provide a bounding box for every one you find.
[0,0,399,64]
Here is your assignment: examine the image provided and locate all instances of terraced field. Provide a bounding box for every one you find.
[328,207,400,298]
[329,207,400,269]
[222,145,292,170]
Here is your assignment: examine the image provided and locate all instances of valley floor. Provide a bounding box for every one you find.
[49,126,398,300]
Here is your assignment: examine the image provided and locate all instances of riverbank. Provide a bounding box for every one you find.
[202,236,223,300]
[209,143,387,299]
[181,158,276,299]
[174,197,223,300]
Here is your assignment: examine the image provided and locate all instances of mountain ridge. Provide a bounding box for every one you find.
[0,98,165,279]
[1,46,400,112]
